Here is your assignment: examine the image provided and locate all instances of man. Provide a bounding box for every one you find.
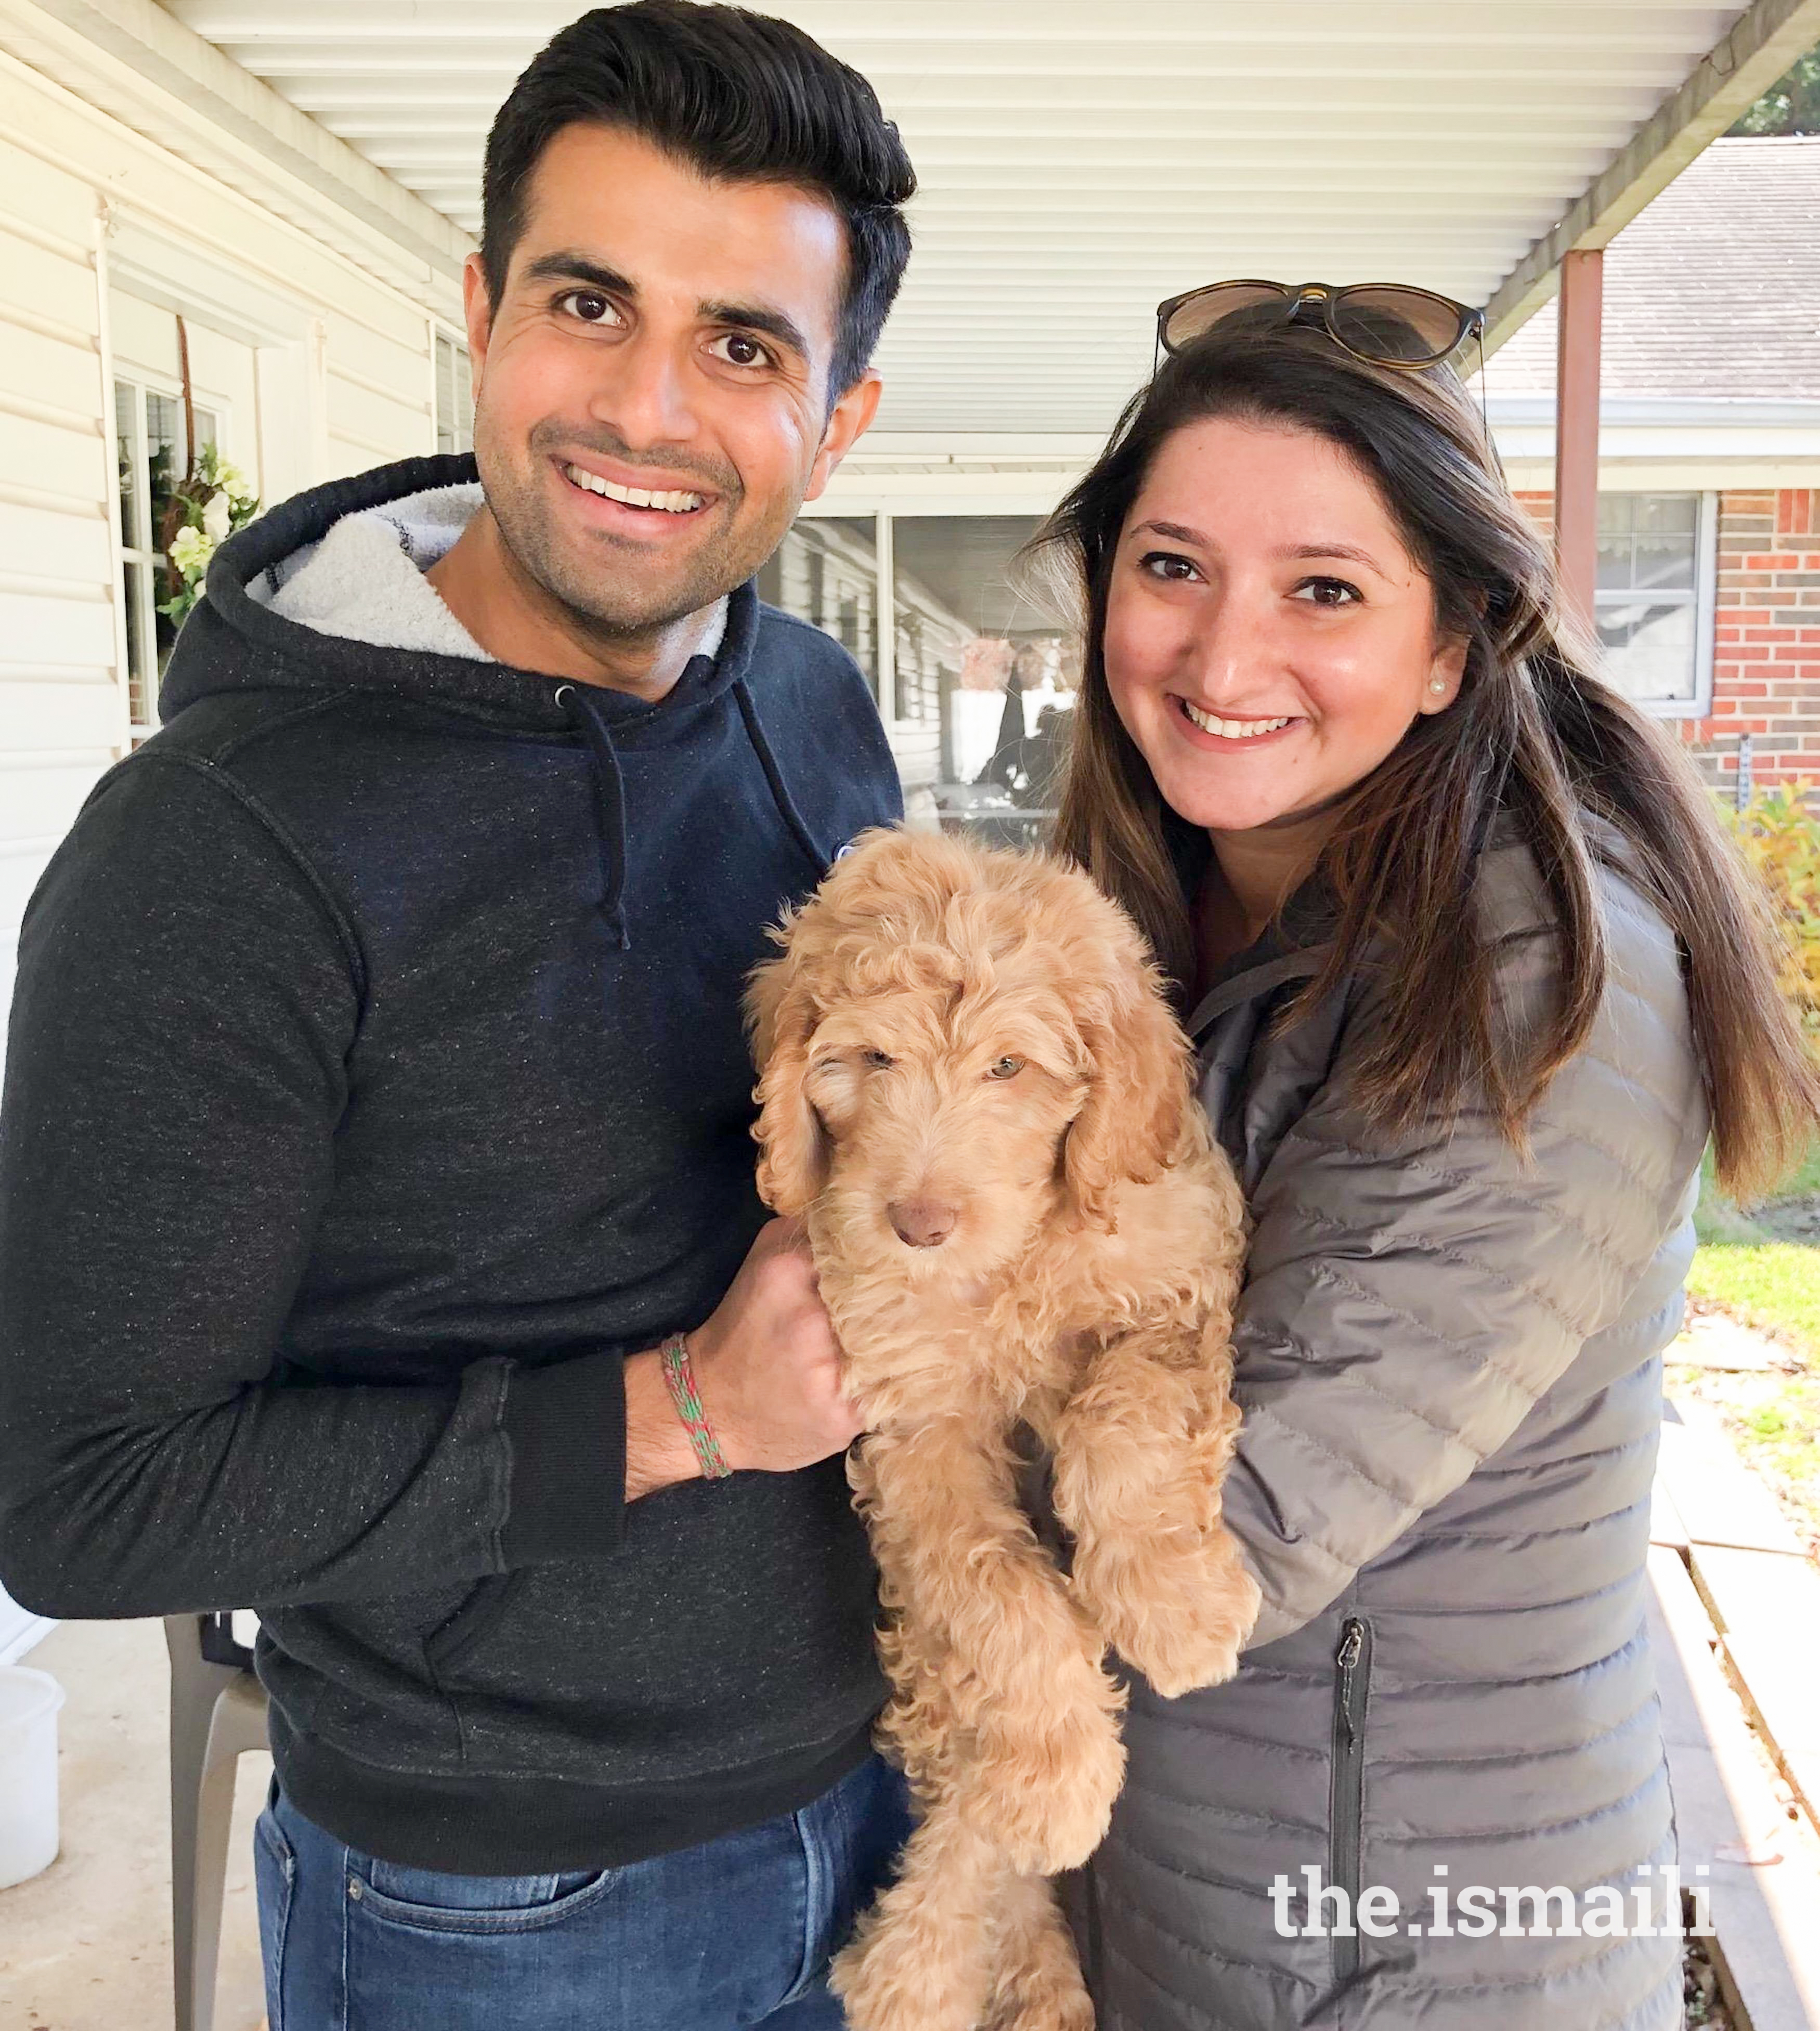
[0,6,917,2024]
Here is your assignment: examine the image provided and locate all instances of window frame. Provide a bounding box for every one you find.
[114,373,230,740]
[1592,487,1717,721]
[434,329,475,456]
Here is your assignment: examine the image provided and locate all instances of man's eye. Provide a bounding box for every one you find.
[1141,552,1200,583]
[710,332,773,370]
[987,1057,1025,1080]
[1292,577,1362,607]
[557,291,620,327]
[861,1049,894,1071]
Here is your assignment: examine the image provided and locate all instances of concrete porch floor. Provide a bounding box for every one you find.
[0,1617,268,2031]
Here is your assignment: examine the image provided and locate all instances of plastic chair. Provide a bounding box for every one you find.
[164,1612,269,2031]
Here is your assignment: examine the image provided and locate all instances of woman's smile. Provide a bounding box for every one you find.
[1173,697,1304,747]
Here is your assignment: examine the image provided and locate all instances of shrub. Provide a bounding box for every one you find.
[1718,784,1820,1043]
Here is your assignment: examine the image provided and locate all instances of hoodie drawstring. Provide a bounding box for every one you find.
[733,678,830,880]
[557,672,833,951]
[556,685,632,950]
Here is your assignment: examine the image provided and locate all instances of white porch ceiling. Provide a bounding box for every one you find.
[157,1,1787,432]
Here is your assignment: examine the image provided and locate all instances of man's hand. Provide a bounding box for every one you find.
[623,1217,862,1499]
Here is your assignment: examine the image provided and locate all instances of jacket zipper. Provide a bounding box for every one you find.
[1329,1616,1373,1986]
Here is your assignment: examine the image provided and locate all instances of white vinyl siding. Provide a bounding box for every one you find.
[0,138,120,1026]
[0,50,461,1060]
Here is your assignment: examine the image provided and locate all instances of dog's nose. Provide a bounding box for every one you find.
[887,1198,959,1249]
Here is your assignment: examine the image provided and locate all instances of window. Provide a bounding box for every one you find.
[759,513,1076,845]
[1595,492,1715,715]
[435,334,474,455]
[114,377,218,733]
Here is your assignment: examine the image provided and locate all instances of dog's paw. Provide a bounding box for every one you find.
[984,1889,1096,2031]
[959,1707,1125,1873]
[1084,1536,1262,1697]
[833,1923,987,2031]
[988,1961,1096,2031]
[1123,1625,1243,1699]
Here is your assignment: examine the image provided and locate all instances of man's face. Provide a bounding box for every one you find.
[463,124,880,640]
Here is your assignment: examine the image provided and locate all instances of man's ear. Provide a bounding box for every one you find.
[803,369,882,502]
[460,252,496,385]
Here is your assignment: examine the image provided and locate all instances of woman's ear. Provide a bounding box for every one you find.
[1420,631,1471,713]
[745,951,827,1216]
[1061,966,1192,1232]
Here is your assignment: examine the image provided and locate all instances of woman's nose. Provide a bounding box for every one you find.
[1182,591,1277,701]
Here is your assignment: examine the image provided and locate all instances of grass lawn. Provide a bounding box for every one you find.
[1676,1140,1819,1557]
[1685,1244,1820,1363]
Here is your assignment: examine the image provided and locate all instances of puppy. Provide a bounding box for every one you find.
[746,828,1259,2031]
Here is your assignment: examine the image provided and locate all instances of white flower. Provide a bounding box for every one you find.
[202,490,232,541]
[169,524,214,576]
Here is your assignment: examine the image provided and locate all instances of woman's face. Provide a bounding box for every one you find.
[1102,416,1467,836]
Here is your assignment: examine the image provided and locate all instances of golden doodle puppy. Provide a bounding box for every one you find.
[746,828,1260,2031]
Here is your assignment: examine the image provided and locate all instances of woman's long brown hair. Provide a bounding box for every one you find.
[1037,326,1819,1200]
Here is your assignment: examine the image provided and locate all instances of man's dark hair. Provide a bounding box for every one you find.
[481,0,915,396]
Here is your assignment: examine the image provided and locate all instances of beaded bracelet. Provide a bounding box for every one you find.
[659,1332,733,1480]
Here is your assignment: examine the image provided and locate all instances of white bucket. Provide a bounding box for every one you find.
[0,1665,66,1889]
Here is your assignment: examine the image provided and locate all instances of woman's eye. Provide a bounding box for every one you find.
[558,291,621,328]
[1292,576,1362,607]
[711,332,773,370]
[861,1049,894,1071]
[1140,551,1200,584]
[987,1057,1026,1080]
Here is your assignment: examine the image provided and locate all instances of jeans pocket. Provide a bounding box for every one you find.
[352,1857,622,1936]
[253,1789,297,2031]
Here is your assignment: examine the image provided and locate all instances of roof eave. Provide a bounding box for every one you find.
[1483,0,1820,351]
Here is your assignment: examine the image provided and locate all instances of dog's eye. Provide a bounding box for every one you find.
[860,1049,895,1071]
[987,1057,1025,1080]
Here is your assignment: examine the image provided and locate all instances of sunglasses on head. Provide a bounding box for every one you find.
[1155,280,1485,371]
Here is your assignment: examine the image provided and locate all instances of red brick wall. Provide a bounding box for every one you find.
[1696,489,1820,801]
[1511,487,1820,807]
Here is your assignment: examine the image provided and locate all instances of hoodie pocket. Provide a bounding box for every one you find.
[1328,1615,1373,1986]
[424,1572,527,1682]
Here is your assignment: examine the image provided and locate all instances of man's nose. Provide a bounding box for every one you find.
[887,1198,959,1249]
[590,331,698,450]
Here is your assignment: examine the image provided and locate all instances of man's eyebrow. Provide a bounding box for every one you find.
[699,298,811,364]
[521,252,638,297]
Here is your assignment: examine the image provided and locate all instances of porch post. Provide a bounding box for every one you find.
[1553,248,1604,632]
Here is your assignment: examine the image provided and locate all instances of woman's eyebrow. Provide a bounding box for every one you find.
[1129,519,1208,546]
[1129,522,1392,578]
[1275,541,1390,574]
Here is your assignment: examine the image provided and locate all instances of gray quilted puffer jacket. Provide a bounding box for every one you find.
[1069,834,1707,2030]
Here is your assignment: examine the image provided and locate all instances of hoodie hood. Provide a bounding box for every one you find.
[164,453,757,739]
[164,453,856,952]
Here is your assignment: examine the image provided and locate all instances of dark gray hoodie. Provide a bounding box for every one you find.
[0,453,901,1871]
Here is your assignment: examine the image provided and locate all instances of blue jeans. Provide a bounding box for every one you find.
[254,1754,912,2030]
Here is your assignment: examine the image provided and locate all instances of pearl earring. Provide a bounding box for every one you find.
[1428,679,1447,694]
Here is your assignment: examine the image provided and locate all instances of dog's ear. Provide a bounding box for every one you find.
[1061,967,1191,1232]
[745,946,827,1216]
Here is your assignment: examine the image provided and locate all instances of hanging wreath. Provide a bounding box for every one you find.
[157,315,261,627]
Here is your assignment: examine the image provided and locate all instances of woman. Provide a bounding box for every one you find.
[1041,285,1819,2030]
